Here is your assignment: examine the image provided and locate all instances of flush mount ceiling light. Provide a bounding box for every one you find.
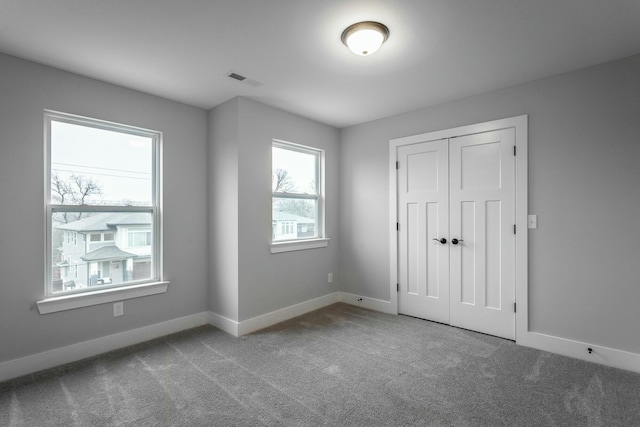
[341,21,389,56]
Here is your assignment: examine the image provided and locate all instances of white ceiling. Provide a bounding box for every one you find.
[1,0,639,128]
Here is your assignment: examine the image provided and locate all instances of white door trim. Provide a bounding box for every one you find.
[389,115,528,342]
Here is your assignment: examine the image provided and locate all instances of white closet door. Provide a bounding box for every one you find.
[449,129,516,339]
[397,139,450,323]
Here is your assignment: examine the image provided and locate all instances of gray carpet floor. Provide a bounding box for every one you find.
[1,303,639,426]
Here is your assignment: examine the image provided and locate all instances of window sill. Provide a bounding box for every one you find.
[270,238,330,254]
[36,281,169,314]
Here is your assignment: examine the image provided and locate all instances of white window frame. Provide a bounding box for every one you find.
[38,110,167,314]
[270,139,329,253]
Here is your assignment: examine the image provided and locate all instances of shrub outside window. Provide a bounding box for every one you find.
[272,140,324,243]
[45,111,161,296]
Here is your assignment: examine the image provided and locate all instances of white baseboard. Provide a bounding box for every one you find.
[6,296,635,384]
[208,311,239,336]
[0,311,209,383]
[208,292,395,338]
[237,292,340,336]
[1,293,390,383]
[208,292,396,338]
[334,293,640,374]
[338,292,396,314]
[520,331,640,374]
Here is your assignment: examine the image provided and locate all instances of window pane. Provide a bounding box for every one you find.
[272,146,317,194]
[50,120,153,206]
[272,198,317,241]
[51,210,153,294]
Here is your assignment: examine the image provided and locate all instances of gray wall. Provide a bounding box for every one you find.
[236,98,340,321]
[208,97,341,322]
[208,99,240,320]
[3,47,638,365]
[0,53,209,363]
[339,55,640,354]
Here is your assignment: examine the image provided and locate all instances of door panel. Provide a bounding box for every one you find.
[407,202,419,295]
[450,129,515,339]
[398,140,449,323]
[485,200,502,309]
[425,202,440,298]
[459,201,476,305]
[461,142,502,189]
[408,151,439,192]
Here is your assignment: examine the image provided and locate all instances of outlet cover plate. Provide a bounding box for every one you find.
[113,301,124,317]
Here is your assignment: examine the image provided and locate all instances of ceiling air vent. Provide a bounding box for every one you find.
[226,71,263,87]
[228,72,246,81]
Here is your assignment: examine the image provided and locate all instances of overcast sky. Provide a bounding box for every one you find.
[272,146,316,194]
[51,121,153,205]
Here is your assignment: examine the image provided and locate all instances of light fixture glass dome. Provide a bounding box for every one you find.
[341,21,389,56]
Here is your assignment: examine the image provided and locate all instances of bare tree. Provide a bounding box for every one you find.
[272,169,294,193]
[51,173,73,223]
[51,174,73,203]
[271,169,315,219]
[70,174,102,205]
[51,173,102,223]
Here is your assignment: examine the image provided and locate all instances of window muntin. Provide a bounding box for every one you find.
[271,140,324,242]
[46,111,161,297]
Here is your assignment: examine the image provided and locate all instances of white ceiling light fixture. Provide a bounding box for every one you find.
[341,21,390,56]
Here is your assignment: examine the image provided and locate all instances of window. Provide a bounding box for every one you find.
[89,232,115,242]
[128,231,152,247]
[271,140,328,252]
[281,221,294,235]
[45,111,162,297]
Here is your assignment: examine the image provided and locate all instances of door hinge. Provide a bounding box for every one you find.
[397,222,399,231]
[513,224,516,234]
[397,283,400,292]
[513,146,517,156]
[514,302,517,313]
[396,161,399,170]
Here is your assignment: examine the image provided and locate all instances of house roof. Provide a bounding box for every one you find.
[81,245,137,262]
[272,211,314,224]
[56,212,150,232]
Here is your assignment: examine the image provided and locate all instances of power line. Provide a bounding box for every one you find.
[52,162,150,175]
[51,168,151,181]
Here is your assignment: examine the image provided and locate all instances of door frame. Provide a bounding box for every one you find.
[389,115,528,342]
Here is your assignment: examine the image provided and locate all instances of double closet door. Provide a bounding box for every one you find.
[397,129,515,340]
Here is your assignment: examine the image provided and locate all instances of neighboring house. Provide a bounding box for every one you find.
[54,212,152,293]
[272,210,315,240]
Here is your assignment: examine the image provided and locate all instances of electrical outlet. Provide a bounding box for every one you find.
[328,273,333,283]
[113,301,124,317]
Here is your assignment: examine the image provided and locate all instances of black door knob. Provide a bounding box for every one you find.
[432,238,447,244]
[451,238,464,245]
